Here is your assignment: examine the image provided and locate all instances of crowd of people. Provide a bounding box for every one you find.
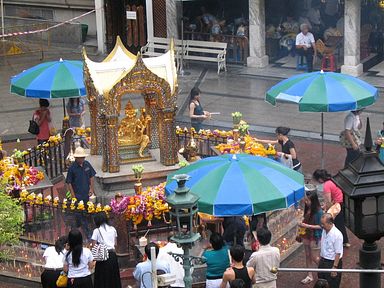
[40,212,121,288]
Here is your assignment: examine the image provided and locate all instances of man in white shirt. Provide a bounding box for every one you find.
[296,23,317,72]
[343,109,363,167]
[318,213,343,288]
[246,228,280,288]
[157,241,185,287]
[134,242,171,288]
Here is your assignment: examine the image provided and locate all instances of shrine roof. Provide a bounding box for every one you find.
[83,36,177,96]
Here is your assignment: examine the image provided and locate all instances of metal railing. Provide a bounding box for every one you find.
[22,140,66,182]
[21,201,95,245]
[176,132,227,158]
[273,267,384,274]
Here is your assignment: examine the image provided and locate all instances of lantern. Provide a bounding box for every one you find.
[333,118,384,288]
[166,174,204,288]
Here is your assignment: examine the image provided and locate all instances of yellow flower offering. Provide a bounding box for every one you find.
[87,202,95,213]
[53,197,59,207]
[35,193,43,205]
[62,199,68,210]
[44,195,52,205]
[95,203,102,213]
[77,200,85,211]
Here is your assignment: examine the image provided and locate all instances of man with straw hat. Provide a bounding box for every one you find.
[66,146,96,239]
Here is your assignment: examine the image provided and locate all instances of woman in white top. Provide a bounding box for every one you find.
[64,229,95,288]
[91,212,121,288]
[41,236,67,288]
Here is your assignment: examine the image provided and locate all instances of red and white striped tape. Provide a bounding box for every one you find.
[0,9,96,38]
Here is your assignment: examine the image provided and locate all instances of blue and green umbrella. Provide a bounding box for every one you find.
[10,59,85,116]
[10,59,85,99]
[165,154,304,216]
[266,71,378,112]
[265,71,379,167]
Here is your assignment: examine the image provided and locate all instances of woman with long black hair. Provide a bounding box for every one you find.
[313,169,350,247]
[275,126,302,172]
[41,236,68,288]
[91,212,121,288]
[64,229,94,288]
[298,190,323,285]
[189,87,211,132]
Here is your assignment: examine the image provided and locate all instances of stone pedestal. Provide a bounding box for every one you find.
[118,144,154,164]
[247,0,269,68]
[341,0,362,77]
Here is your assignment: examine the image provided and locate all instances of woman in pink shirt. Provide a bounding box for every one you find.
[34,99,52,144]
[313,169,350,247]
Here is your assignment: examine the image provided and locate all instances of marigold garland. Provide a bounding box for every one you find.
[18,190,111,214]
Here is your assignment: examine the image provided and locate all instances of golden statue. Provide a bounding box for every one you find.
[118,101,151,157]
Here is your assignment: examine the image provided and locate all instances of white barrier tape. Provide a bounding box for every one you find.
[0,9,96,38]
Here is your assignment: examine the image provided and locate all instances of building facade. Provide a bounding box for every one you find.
[4,0,383,77]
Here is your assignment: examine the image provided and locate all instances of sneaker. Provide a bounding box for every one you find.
[301,276,313,285]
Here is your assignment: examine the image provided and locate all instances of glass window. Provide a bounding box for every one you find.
[362,197,377,215]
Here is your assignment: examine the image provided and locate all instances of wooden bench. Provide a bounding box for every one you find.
[140,37,185,71]
[141,38,227,74]
[184,40,227,74]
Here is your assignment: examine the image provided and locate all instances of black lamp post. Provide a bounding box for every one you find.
[166,174,204,288]
[333,118,384,288]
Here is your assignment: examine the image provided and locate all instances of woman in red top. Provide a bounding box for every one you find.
[34,99,52,145]
[313,169,350,247]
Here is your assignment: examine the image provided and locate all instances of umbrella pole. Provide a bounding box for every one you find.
[63,98,66,118]
[321,113,324,168]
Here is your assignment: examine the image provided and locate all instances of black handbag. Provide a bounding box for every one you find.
[28,115,40,135]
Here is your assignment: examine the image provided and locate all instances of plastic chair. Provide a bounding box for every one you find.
[321,54,336,72]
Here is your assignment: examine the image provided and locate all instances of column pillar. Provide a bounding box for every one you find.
[166,0,178,39]
[158,108,178,166]
[95,0,106,54]
[106,115,120,173]
[247,0,269,68]
[341,0,363,77]
[146,0,154,41]
[88,98,98,155]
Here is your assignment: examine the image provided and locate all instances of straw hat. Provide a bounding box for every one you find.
[73,147,88,158]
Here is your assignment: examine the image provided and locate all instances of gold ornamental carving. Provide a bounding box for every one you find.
[118,101,151,157]
[83,37,179,173]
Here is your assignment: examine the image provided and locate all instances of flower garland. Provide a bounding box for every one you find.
[110,183,169,226]
[19,190,111,214]
[0,158,45,195]
[216,135,276,157]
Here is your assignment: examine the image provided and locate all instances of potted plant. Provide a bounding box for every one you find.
[132,164,144,194]
[232,112,243,127]
[238,120,250,137]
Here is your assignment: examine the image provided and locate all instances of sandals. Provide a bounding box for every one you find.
[301,276,313,285]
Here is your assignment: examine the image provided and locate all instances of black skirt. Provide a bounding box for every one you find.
[68,275,93,288]
[94,251,121,288]
[41,269,62,288]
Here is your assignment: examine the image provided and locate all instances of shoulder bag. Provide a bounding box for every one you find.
[91,228,109,261]
[28,114,40,135]
[56,271,68,287]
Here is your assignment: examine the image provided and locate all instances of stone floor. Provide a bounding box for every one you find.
[1,46,384,288]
